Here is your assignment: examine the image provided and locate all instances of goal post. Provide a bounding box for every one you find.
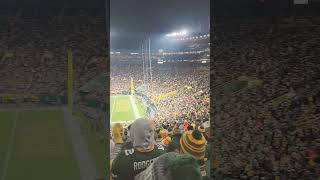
[67,49,74,113]
[130,77,134,95]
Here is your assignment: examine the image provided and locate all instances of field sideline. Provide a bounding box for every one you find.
[0,107,103,180]
[110,95,146,124]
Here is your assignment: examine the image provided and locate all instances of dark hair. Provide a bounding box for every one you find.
[187,125,193,131]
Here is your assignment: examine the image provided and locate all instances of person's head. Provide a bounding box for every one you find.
[130,118,155,152]
[134,152,202,180]
[160,129,169,139]
[168,153,202,180]
[179,129,206,160]
[198,125,206,139]
[187,125,194,131]
[202,121,210,140]
[168,127,173,135]
[173,124,184,135]
[112,123,124,144]
[191,123,196,130]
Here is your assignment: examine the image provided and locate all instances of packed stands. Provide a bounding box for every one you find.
[0,9,107,103]
[110,31,211,179]
[211,18,320,179]
[0,9,108,141]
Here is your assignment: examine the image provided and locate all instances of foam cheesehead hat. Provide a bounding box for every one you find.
[130,118,155,150]
[112,123,124,144]
[134,152,202,180]
[162,136,172,145]
[180,129,206,160]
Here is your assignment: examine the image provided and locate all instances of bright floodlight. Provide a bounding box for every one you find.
[166,30,188,37]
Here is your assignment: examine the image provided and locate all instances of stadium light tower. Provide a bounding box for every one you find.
[165,29,188,37]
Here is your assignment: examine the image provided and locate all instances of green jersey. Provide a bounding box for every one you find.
[111,144,166,180]
[201,160,211,180]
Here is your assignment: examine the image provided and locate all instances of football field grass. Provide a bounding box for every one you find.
[0,109,80,180]
[110,95,146,124]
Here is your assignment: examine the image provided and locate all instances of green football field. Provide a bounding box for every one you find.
[0,109,80,180]
[110,95,146,124]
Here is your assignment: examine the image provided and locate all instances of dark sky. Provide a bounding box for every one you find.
[110,0,210,50]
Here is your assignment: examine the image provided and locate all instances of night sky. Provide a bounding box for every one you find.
[110,0,210,50]
[3,0,317,50]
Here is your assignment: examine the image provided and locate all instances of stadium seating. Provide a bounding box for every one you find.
[211,19,320,179]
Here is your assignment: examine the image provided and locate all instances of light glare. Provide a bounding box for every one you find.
[166,30,188,37]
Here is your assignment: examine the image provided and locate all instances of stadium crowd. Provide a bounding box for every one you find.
[0,12,107,103]
[0,11,108,142]
[2,7,319,180]
[211,20,320,179]
[110,33,211,179]
[112,64,209,119]
[110,19,320,179]
[110,116,211,180]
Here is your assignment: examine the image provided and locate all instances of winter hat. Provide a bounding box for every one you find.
[162,136,172,145]
[180,129,206,160]
[198,125,205,133]
[134,152,202,180]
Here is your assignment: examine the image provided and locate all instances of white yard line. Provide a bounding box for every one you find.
[130,95,141,120]
[1,111,18,180]
[110,120,132,124]
[110,96,117,121]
